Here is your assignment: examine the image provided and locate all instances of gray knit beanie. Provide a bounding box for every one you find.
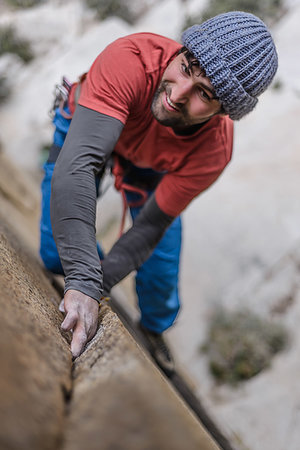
[182,11,278,120]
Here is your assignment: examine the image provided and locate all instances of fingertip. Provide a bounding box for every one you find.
[61,321,69,332]
[59,299,65,313]
[70,330,88,359]
[71,343,82,359]
[60,322,67,332]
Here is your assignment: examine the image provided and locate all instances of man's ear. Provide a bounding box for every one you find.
[217,106,227,117]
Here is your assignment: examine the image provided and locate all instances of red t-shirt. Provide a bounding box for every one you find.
[78,33,234,217]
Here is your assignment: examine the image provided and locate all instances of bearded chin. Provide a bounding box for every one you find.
[151,83,189,128]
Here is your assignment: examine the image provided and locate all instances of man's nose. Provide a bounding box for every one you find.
[170,80,193,104]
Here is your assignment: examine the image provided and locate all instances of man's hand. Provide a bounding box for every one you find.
[61,289,99,359]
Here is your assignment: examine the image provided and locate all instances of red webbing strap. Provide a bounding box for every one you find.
[59,99,73,119]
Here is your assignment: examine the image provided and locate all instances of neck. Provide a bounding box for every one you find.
[172,120,209,136]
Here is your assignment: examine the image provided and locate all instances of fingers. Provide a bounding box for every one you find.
[70,323,87,359]
[61,311,77,332]
[60,289,100,359]
[69,314,97,358]
[61,311,88,358]
[87,319,98,341]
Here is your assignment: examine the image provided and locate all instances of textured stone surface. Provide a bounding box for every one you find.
[62,305,219,450]
[0,151,40,254]
[0,178,72,450]
[1,1,300,449]
[0,152,219,450]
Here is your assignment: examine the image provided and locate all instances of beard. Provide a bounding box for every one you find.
[151,81,193,128]
[151,80,220,131]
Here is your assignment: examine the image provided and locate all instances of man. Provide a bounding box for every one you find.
[40,11,278,371]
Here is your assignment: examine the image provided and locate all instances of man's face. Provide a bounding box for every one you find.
[151,52,222,129]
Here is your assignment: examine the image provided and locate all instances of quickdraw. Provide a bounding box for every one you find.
[49,76,73,119]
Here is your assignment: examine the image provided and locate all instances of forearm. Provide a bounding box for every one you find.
[102,194,174,293]
[51,105,124,301]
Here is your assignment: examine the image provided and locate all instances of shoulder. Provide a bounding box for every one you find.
[79,33,180,123]
[197,115,234,165]
[103,32,181,72]
[110,32,179,52]
[213,115,234,164]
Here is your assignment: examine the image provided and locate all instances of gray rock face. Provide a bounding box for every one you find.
[0,153,218,450]
[0,149,71,450]
[0,220,72,450]
[63,305,218,450]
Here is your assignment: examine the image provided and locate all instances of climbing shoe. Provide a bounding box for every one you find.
[138,323,175,375]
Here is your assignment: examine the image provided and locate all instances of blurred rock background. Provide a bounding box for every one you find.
[0,0,300,449]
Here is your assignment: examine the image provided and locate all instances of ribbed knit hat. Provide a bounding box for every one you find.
[182,11,278,120]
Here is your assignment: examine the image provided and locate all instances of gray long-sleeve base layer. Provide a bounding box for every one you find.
[51,105,174,301]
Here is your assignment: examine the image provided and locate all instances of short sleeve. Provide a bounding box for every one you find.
[155,165,224,217]
[155,117,234,217]
[78,37,147,124]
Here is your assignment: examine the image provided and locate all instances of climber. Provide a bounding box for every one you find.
[39,11,278,373]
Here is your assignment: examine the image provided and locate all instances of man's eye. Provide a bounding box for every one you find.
[197,87,211,101]
[181,62,190,75]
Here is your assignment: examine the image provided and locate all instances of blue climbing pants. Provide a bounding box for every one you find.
[40,107,181,333]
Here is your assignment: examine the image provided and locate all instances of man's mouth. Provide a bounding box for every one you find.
[163,91,180,112]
